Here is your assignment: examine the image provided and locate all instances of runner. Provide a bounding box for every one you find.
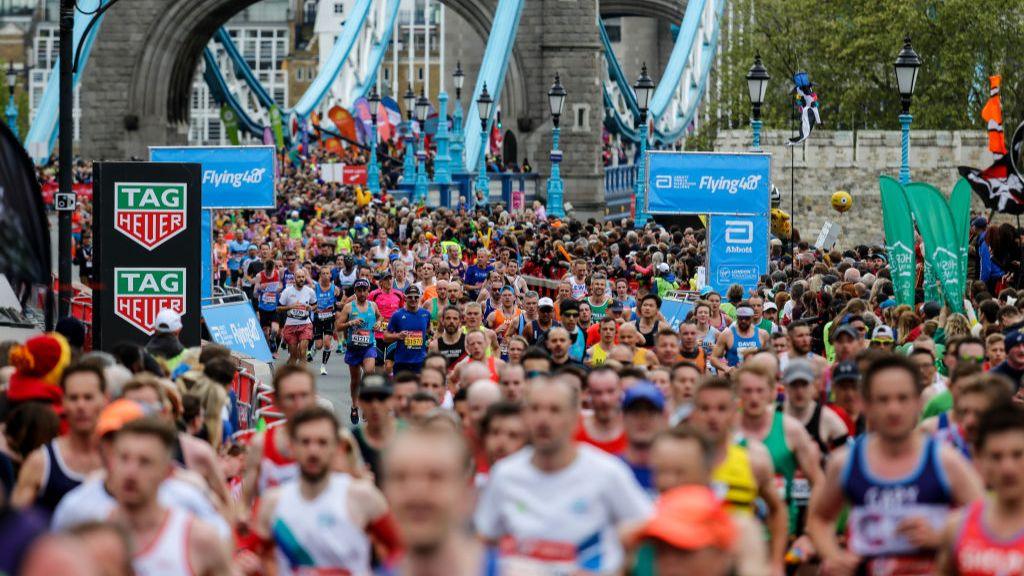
[475,376,653,573]
[429,306,467,368]
[486,286,522,360]
[781,358,849,457]
[241,366,317,506]
[255,406,398,574]
[712,305,769,373]
[278,268,318,366]
[523,297,559,348]
[336,278,380,424]
[310,266,341,375]
[937,404,1024,576]
[12,364,106,512]
[384,285,432,374]
[255,260,283,352]
[452,329,505,384]
[368,269,405,371]
[807,354,985,576]
[586,316,618,366]
[106,418,231,576]
[575,367,627,454]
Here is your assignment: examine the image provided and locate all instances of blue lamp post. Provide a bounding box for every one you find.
[402,84,416,184]
[434,88,452,185]
[474,83,493,208]
[450,62,465,174]
[894,36,921,185]
[414,89,430,204]
[366,85,382,195]
[546,73,567,218]
[5,62,18,139]
[632,63,655,229]
[746,52,769,152]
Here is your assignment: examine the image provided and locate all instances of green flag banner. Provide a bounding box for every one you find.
[220,105,240,145]
[878,176,917,306]
[903,182,965,313]
[949,178,972,303]
[270,105,285,150]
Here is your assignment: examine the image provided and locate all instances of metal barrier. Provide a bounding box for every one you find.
[523,275,562,299]
[604,165,637,222]
[396,172,541,210]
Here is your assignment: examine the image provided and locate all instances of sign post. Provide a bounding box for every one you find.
[93,163,202,350]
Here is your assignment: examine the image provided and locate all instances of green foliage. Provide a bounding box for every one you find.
[713,0,1024,132]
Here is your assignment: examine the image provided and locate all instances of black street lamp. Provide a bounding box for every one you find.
[453,61,464,102]
[546,73,567,218]
[404,83,416,120]
[632,63,655,228]
[474,83,493,203]
[894,35,922,184]
[548,73,566,128]
[746,52,770,150]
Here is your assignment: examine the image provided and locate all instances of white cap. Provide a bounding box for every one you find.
[154,309,182,333]
[764,302,778,311]
[290,210,299,218]
[538,297,555,309]
[657,262,670,273]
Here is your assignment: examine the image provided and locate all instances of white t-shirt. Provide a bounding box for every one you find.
[475,444,653,574]
[51,475,230,538]
[278,284,317,326]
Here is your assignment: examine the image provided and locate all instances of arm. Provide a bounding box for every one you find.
[785,417,824,486]
[941,446,986,506]
[710,330,733,373]
[935,509,965,576]
[190,519,234,576]
[806,448,861,576]
[733,515,771,576]
[349,479,401,558]
[10,448,45,508]
[240,432,265,510]
[748,441,788,569]
[181,435,231,508]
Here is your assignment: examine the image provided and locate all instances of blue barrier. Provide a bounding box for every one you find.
[604,165,637,221]
[397,172,539,210]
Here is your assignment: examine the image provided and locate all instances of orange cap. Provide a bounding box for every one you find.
[638,485,737,550]
[94,399,147,439]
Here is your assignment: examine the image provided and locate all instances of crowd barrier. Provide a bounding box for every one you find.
[604,165,636,222]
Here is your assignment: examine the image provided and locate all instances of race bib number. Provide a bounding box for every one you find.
[848,504,949,557]
[288,309,309,320]
[317,311,335,321]
[404,333,424,349]
[499,537,577,576]
[351,330,372,346]
[774,475,787,500]
[262,292,277,304]
[791,476,811,504]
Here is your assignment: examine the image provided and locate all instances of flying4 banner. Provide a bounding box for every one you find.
[93,162,201,349]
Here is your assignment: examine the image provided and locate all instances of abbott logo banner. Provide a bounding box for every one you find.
[646,151,771,215]
[709,214,768,293]
[150,145,276,209]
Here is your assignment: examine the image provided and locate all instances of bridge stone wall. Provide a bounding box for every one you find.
[714,129,994,247]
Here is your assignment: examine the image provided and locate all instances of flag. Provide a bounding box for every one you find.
[958,123,1024,215]
[220,105,240,145]
[787,72,821,146]
[269,105,285,150]
[981,75,1007,158]
[327,106,358,143]
[0,119,51,297]
[901,180,967,312]
[879,176,917,306]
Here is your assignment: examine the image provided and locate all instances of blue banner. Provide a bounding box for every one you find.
[646,151,771,215]
[661,299,695,331]
[708,214,769,294]
[150,146,276,208]
[201,302,273,362]
[201,210,212,300]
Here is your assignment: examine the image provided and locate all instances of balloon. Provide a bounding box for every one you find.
[831,190,853,213]
[771,208,792,239]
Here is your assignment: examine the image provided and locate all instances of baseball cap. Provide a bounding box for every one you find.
[635,485,736,550]
[832,360,860,385]
[354,279,371,290]
[358,374,393,399]
[538,297,555,310]
[405,285,421,297]
[764,302,778,312]
[657,262,670,273]
[782,358,817,386]
[154,309,182,333]
[609,301,624,313]
[736,307,755,318]
[831,324,860,342]
[1005,330,1024,349]
[622,382,665,411]
[972,216,988,229]
[871,325,895,342]
[559,299,580,315]
[94,399,149,439]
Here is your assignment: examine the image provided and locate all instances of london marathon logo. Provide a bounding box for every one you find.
[114,268,186,335]
[114,182,188,250]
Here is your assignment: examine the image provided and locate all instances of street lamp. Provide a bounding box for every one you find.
[366,85,381,196]
[746,52,769,151]
[5,61,18,138]
[894,35,921,185]
[450,62,465,174]
[546,73,567,218]
[414,89,430,203]
[474,83,493,208]
[632,63,655,228]
[402,83,416,184]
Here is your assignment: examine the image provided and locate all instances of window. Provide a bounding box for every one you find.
[603,18,622,43]
[418,67,423,81]
[383,67,390,81]
[334,2,344,14]
[572,104,590,132]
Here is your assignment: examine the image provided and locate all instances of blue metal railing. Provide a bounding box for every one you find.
[604,165,637,221]
[395,172,540,210]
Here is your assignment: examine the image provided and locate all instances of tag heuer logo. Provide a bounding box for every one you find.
[114,182,187,250]
[114,268,186,335]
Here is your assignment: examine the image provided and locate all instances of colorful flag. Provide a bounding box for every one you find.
[269,105,285,150]
[981,75,1007,158]
[958,125,1024,215]
[220,105,240,145]
[0,120,51,295]
[878,176,917,306]
[787,72,821,146]
[327,106,358,143]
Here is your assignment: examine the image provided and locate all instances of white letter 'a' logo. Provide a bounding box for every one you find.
[725,220,753,244]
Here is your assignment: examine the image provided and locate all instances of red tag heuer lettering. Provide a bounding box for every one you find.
[113,182,188,249]
[114,268,187,335]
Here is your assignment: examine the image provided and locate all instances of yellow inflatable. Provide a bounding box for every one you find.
[771,208,792,239]
[831,190,852,213]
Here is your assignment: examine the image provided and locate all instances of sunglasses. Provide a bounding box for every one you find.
[563,312,579,318]
[959,355,985,363]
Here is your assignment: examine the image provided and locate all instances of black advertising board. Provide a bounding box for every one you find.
[93,162,201,350]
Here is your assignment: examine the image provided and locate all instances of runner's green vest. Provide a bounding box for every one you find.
[763,411,801,535]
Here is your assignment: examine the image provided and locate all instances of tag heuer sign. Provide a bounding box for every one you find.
[114,182,188,249]
[114,268,187,335]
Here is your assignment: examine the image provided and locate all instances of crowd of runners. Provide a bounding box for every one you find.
[3,157,1024,575]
